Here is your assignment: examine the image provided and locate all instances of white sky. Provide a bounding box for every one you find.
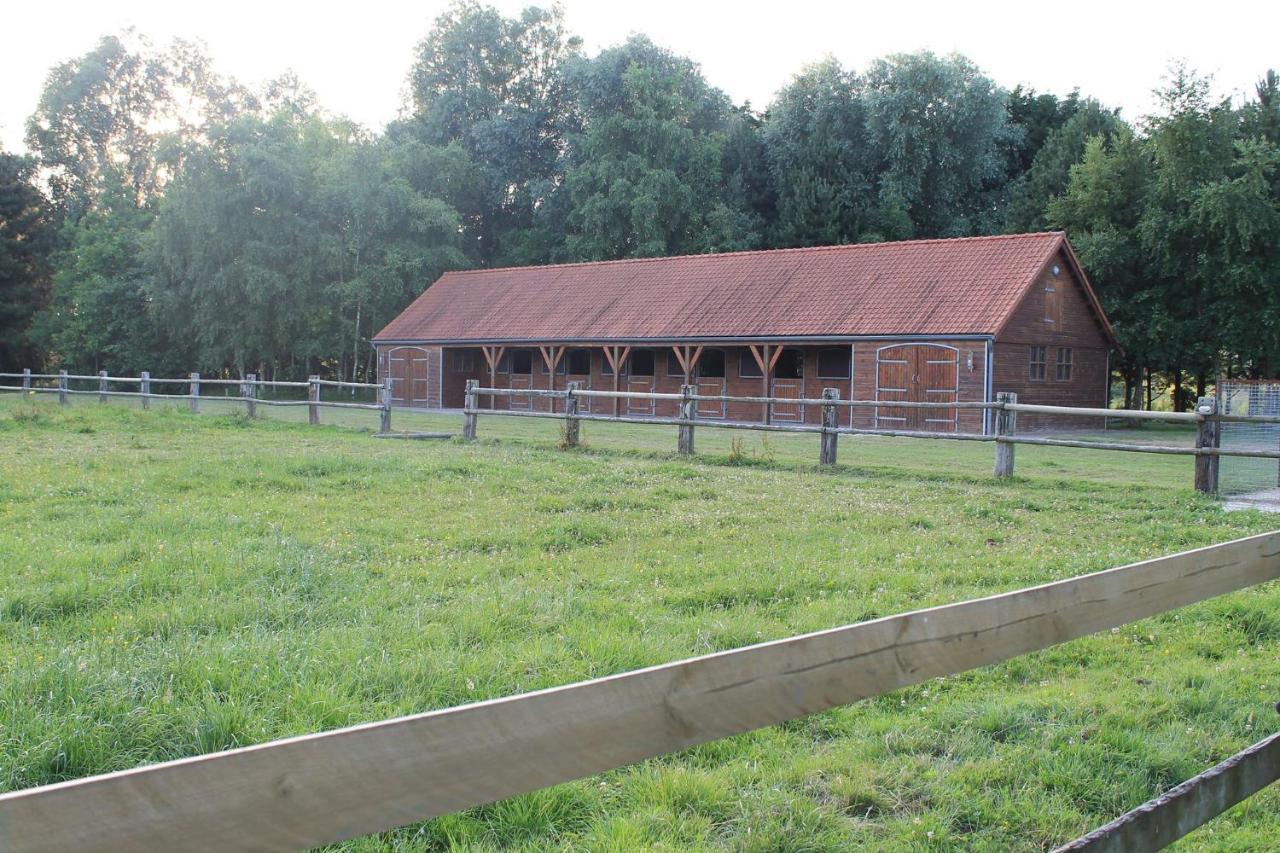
[3,0,1277,154]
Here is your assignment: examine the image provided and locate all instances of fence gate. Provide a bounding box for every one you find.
[1218,380,1280,507]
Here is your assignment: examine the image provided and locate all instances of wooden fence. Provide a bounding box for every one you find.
[0,370,394,432]
[0,532,1276,851]
[463,381,1280,494]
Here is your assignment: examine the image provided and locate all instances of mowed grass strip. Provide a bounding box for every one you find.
[0,395,1276,851]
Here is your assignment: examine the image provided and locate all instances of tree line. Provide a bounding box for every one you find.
[1,3,1278,409]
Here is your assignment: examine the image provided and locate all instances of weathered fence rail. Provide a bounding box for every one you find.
[1056,726,1280,852]
[463,381,1280,493]
[0,532,1275,852]
[0,371,394,432]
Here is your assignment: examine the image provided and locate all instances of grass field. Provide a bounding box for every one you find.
[1,393,1277,850]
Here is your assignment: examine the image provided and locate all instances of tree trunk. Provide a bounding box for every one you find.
[1172,367,1184,413]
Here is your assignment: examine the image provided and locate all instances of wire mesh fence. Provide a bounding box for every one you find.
[1218,380,1280,505]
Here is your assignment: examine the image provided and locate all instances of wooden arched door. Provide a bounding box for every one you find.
[875,344,959,431]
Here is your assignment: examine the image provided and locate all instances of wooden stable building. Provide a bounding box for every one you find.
[373,232,1116,433]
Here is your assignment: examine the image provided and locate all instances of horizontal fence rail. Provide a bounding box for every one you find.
[0,370,394,433]
[0,532,1276,852]
[462,382,1278,493]
[1056,727,1280,852]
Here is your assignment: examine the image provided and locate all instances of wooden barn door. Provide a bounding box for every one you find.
[408,351,433,406]
[388,347,434,407]
[625,349,656,416]
[564,349,592,413]
[875,345,958,432]
[771,347,804,421]
[387,348,410,405]
[695,348,726,419]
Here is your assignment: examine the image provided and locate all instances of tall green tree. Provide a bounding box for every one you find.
[762,59,884,247]
[408,1,581,265]
[1005,99,1125,232]
[556,36,757,260]
[0,151,51,368]
[26,33,255,221]
[863,52,1014,236]
[33,173,177,373]
[1047,132,1155,408]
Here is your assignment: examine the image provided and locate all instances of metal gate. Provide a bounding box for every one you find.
[1218,380,1280,507]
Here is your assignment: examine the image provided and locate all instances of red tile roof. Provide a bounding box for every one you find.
[374,232,1112,344]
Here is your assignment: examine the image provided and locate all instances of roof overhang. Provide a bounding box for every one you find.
[373,333,998,347]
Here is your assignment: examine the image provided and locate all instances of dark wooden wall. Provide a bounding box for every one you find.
[992,249,1110,429]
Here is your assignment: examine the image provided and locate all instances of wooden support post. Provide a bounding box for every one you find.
[244,373,257,418]
[141,371,150,410]
[308,375,320,425]
[22,368,30,391]
[58,370,68,406]
[564,381,581,448]
[98,370,107,403]
[463,378,478,440]
[189,373,200,413]
[820,388,839,466]
[380,377,392,433]
[1195,396,1220,494]
[994,391,1017,478]
[677,384,696,455]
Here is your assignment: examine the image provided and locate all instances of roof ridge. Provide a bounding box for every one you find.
[444,232,1067,277]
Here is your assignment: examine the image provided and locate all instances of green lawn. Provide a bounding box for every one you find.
[1,394,1277,851]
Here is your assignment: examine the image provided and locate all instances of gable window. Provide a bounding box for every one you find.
[739,348,763,378]
[566,348,591,375]
[1029,346,1047,381]
[1055,347,1073,381]
[1044,277,1063,326]
[698,349,726,378]
[817,347,851,379]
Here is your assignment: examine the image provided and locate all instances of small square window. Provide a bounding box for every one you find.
[510,349,533,375]
[566,349,591,375]
[739,349,763,378]
[1055,347,1073,381]
[817,348,851,379]
[698,349,726,378]
[1029,346,1047,381]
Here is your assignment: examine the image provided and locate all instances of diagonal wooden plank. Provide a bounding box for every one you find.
[0,533,1277,853]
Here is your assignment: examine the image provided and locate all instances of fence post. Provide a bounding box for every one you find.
[189,372,200,413]
[564,381,581,448]
[22,368,30,391]
[244,373,257,418]
[463,378,478,440]
[820,388,839,466]
[1195,396,1220,495]
[141,371,150,410]
[98,370,107,403]
[308,375,320,425]
[677,384,697,455]
[58,370,68,406]
[380,377,392,434]
[994,392,1017,478]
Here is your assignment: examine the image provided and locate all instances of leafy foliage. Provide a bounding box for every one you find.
[6,5,1280,399]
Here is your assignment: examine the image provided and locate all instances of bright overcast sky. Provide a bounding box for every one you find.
[3,0,1276,153]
